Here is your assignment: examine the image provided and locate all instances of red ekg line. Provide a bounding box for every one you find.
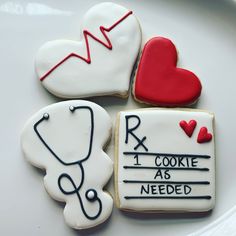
[40,11,133,81]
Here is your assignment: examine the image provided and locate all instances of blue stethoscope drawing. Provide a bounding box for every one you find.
[33,105,102,220]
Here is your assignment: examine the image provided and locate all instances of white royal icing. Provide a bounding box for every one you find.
[115,108,215,212]
[35,2,142,98]
[21,100,113,229]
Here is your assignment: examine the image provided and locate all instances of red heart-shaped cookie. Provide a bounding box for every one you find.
[179,120,197,137]
[134,37,202,107]
[197,127,212,143]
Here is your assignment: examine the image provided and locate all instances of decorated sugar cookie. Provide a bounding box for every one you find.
[36,2,142,98]
[21,100,113,229]
[115,108,215,212]
[133,37,202,107]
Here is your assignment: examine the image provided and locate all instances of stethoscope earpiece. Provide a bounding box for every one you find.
[43,113,50,120]
[69,106,75,112]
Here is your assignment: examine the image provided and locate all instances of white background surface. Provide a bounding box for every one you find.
[0,0,236,235]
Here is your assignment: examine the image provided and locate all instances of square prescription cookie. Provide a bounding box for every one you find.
[115,108,215,212]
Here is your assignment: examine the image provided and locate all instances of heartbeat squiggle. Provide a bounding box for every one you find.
[39,11,133,81]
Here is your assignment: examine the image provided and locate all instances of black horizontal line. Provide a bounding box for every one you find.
[123,166,209,171]
[124,196,212,200]
[123,180,210,185]
[123,152,210,159]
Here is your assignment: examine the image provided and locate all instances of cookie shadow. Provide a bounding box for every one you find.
[89,95,129,108]
[69,210,113,235]
[120,209,212,220]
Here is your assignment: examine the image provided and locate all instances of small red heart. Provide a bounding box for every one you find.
[197,127,212,143]
[134,37,202,107]
[179,120,197,137]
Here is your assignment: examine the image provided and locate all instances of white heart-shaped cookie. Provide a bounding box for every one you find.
[36,2,142,98]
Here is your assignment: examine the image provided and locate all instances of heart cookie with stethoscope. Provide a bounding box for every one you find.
[21,100,113,229]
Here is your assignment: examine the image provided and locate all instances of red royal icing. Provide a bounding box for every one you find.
[40,11,133,81]
[134,37,202,107]
[179,120,197,137]
[197,127,212,143]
